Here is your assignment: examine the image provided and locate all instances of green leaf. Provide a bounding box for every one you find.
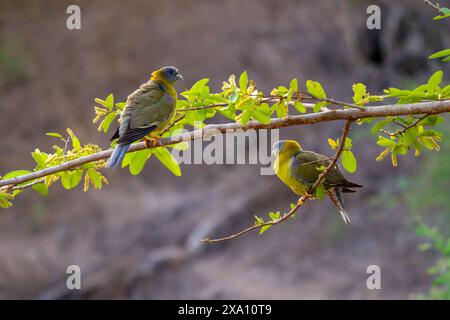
[341,150,357,174]
[313,101,328,113]
[418,115,445,126]
[433,13,450,20]
[87,168,102,189]
[60,170,83,190]
[254,215,264,226]
[371,119,391,134]
[315,184,325,200]
[31,150,48,168]
[153,147,181,176]
[344,137,352,149]
[402,127,418,146]
[0,193,13,208]
[293,101,306,113]
[259,224,272,235]
[429,49,450,60]
[421,136,436,150]
[277,86,288,95]
[306,80,326,99]
[290,78,298,92]
[66,128,81,150]
[115,102,126,110]
[427,70,443,95]
[191,78,209,92]
[94,98,107,108]
[253,110,271,124]
[440,7,450,15]
[237,109,252,125]
[328,138,337,149]
[352,83,366,104]
[177,100,191,109]
[229,92,238,103]
[105,93,114,110]
[100,113,117,133]
[239,71,248,92]
[275,102,286,118]
[377,136,397,148]
[2,170,32,180]
[269,211,281,220]
[200,86,210,98]
[46,132,64,140]
[129,149,151,175]
[32,183,48,196]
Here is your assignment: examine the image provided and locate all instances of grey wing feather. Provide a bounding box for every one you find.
[117,81,174,144]
[290,150,349,188]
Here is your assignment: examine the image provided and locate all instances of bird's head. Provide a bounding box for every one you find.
[151,66,183,83]
[272,140,302,157]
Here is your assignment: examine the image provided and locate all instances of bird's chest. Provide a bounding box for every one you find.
[274,157,307,195]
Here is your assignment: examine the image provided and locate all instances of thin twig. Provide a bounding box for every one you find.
[202,120,352,243]
[63,136,70,162]
[424,0,441,12]
[180,103,228,111]
[383,114,429,137]
[1,100,449,189]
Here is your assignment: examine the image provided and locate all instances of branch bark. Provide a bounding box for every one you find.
[1,99,449,188]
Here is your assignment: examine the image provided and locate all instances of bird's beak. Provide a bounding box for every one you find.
[271,148,278,156]
[177,74,183,80]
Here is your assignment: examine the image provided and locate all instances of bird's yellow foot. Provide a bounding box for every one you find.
[144,136,161,148]
[304,191,314,198]
[297,198,305,206]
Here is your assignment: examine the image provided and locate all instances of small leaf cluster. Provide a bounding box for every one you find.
[0,129,105,208]
[328,137,357,174]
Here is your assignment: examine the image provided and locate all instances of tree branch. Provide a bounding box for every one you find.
[1,100,449,189]
[202,120,352,243]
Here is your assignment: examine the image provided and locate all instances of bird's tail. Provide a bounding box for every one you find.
[328,187,351,224]
[105,144,130,168]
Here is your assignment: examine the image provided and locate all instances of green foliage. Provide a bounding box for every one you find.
[341,150,357,174]
[433,6,450,20]
[93,93,122,133]
[416,223,450,299]
[328,137,357,174]
[315,184,325,200]
[429,49,450,62]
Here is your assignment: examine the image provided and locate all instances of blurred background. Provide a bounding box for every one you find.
[0,0,449,299]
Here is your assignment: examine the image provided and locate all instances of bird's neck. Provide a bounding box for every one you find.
[151,76,177,99]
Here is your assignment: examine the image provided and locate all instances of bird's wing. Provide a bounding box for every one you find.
[290,151,330,186]
[117,81,175,145]
[290,150,350,188]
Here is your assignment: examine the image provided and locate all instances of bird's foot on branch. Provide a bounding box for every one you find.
[144,136,161,148]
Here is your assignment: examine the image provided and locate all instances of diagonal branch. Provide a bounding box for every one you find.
[202,120,352,243]
[1,100,450,189]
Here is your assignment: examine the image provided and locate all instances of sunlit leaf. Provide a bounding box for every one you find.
[341,150,357,173]
[153,147,181,176]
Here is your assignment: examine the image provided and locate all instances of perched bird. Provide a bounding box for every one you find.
[106,66,183,168]
[272,140,362,224]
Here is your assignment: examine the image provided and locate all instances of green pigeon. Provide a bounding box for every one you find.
[272,140,362,224]
[106,66,183,168]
